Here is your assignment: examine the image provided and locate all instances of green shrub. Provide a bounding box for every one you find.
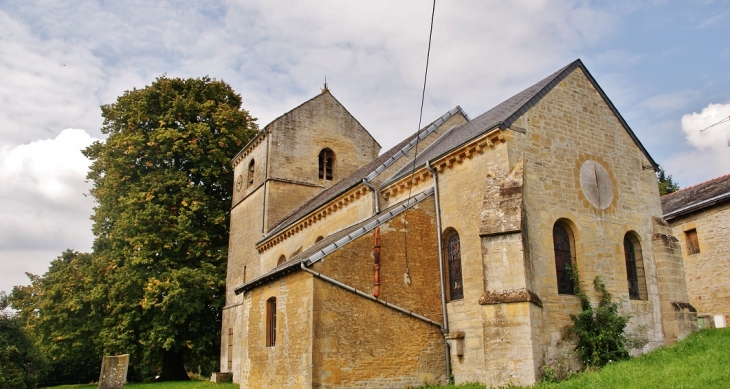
[569,269,630,368]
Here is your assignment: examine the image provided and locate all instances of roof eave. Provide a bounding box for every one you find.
[663,192,730,221]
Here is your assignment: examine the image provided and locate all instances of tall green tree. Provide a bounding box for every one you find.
[657,165,680,196]
[82,76,257,380]
[1,292,46,389]
[9,250,102,386]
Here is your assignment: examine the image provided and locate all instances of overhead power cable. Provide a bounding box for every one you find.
[403,0,436,282]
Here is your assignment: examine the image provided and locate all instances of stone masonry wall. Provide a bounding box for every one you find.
[243,271,314,389]
[508,66,678,377]
[257,187,375,274]
[266,91,380,192]
[668,201,730,324]
[225,91,381,380]
[311,198,446,388]
[652,217,697,343]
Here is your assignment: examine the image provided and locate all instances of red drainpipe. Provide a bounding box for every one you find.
[373,227,381,298]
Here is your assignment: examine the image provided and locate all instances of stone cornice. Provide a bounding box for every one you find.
[256,185,371,253]
[383,128,505,200]
[479,288,543,307]
[231,130,267,168]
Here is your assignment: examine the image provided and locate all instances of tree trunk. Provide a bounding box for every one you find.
[156,350,190,381]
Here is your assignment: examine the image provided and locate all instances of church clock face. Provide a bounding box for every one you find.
[579,160,613,210]
[235,174,243,192]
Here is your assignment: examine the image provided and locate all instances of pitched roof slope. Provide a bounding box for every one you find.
[238,188,434,294]
[260,107,465,241]
[385,59,657,185]
[661,173,730,220]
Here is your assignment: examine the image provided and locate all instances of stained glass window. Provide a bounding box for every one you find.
[447,232,463,301]
[553,224,574,295]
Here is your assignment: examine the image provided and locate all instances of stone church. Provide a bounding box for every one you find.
[220,59,696,388]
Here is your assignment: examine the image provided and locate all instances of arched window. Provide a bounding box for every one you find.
[247,159,255,188]
[318,149,334,180]
[277,255,286,266]
[624,233,647,300]
[444,229,463,301]
[315,236,324,243]
[266,297,276,347]
[553,222,575,295]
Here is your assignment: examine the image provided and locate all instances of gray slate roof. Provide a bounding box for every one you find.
[661,174,730,220]
[261,59,657,243]
[385,59,657,185]
[237,188,434,294]
[260,107,463,241]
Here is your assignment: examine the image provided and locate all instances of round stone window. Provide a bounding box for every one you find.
[579,160,613,210]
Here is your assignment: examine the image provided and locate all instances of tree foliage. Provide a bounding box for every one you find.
[9,250,102,386]
[570,269,631,368]
[80,76,257,380]
[0,292,46,389]
[656,165,680,196]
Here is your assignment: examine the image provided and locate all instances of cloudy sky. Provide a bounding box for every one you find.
[1,0,729,293]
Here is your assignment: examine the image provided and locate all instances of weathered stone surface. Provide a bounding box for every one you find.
[479,288,543,307]
[221,64,697,388]
[665,199,730,328]
[480,158,523,236]
[98,354,129,389]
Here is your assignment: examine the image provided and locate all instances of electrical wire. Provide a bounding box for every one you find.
[700,116,730,132]
[403,0,436,280]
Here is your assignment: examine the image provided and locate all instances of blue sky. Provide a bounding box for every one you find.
[1,0,729,293]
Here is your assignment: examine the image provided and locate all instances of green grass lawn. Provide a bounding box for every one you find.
[53,381,239,389]
[532,328,730,389]
[54,329,730,389]
[417,328,730,389]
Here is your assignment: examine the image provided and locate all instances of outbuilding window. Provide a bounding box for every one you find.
[318,149,334,180]
[686,229,700,255]
[266,297,276,347]
[553,222,575,295]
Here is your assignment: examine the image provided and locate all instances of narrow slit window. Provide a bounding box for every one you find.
[247,159,255,188]
[266,297,277,347]
[444,230,463,301]
[624,233,647,300]
[318,149,334,180]
[553,223,575,295]
[227,327,233,370]
[686,229,700,255]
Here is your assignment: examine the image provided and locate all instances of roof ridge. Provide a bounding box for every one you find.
[661,173,730,198]
[260,106,466,240]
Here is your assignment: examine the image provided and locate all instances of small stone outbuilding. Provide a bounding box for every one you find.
[662,174,730,328]
[220,59,697,388]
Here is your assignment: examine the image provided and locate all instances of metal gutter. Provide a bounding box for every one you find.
[234,187,436,294]
[362,178,381,214]
[364,106,467,182]
[663,192,730,220]
[427,160,451,381]
[303,187,434,267]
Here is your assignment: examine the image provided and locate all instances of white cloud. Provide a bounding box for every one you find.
[0,129,96,202]
[681,103,730,150]
[0,0,623,293]
[663,103,730,186]
[0,129,97,293]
